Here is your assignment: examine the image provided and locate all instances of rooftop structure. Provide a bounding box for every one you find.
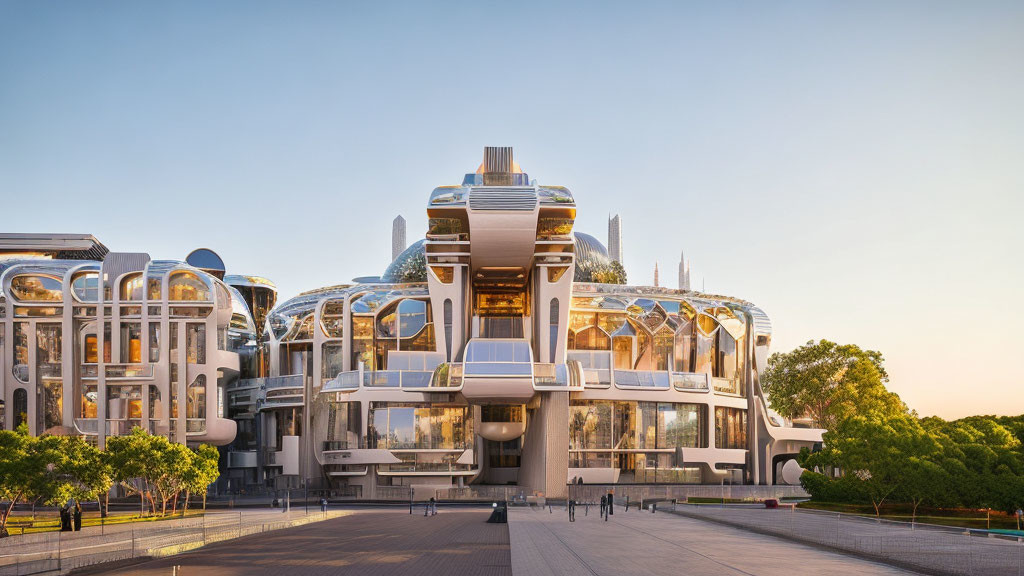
[0,233,109,261]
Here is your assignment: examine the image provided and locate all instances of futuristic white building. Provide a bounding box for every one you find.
[0,235,271,449]
[223,148,823,498]
[0,150,822,500]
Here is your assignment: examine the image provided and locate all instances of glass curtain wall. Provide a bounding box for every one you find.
[367,403,473,450]
[715,407,748,449]
[570,400,707,476]
[36,324,62,431]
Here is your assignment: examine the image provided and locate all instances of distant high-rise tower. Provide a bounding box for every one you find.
[608,214,623,264]
[678,251,691,291]
[392,215,407,261]
[653,261,660,287]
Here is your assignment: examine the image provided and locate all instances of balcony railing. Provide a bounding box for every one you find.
[74,418,98,434]
[105,419,143,435]
[106,364,153,379]
[671,372,710,392]
[614,370,670,389]
[263,374,304,390]
[712,377,742,396]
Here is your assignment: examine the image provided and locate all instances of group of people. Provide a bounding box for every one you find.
[424,497,438,516]
[566,492,615,522]
[59,501,83,532]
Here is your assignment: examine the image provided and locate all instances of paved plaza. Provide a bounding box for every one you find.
[94,509,511,575]
[508,506,915,576]
[77,505,938,576]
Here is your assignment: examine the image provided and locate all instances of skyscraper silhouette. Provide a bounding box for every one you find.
[392,215,407,261]
[607,214,623,264]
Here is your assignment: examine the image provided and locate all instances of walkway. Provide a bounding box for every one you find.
[508,505,916,576]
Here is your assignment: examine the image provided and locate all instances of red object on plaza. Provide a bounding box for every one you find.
[765,499,779,509]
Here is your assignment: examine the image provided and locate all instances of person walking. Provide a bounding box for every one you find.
[568,499,576,522]
[430,497,437,516]
[320,498,328,513]
[607,491,614,517]
[600,494,607,521]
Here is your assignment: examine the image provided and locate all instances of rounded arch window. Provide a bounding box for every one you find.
[13,388,28,428]
[120,273,144,301]
[695,314,719,336]
[397,299,428,338]
[186,375,207,420]
[572,326,610,350]
[168,271,210,301]
[71,272,99,302]
[10,275,62,302]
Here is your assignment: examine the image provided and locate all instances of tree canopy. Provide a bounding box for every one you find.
[0,427,221,536]
[775,341,1024,515]
[762,339,907,430]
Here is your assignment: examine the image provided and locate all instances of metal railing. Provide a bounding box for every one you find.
[0,510,341,576]
[677,504,1024,576]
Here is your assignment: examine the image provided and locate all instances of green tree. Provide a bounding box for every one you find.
[107,428,162,515]
[0,427,33,536]
[762,340,906,431]
[804,415,934,517]
[183,444,221,512]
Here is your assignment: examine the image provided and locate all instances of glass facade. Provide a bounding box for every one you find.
[715,407,748,449]
[570,400,707,453]
[367,403,473,450]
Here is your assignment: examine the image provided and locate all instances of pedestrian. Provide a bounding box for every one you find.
[320,498,327,513]
[600,494,607,520]
[424,499,430,516]
[568,499,576,522]
[1016,507,1023,531]
[73,503,82,532]
[607,491,614,516]
[431,497,437,516]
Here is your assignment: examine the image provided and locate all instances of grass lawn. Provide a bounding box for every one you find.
[5,510,205,535]
[797,501,1023,531]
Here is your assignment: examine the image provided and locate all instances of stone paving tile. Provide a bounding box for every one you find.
[96,509,510,576]
[509,506,917,576]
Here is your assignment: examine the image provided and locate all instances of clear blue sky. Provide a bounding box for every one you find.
[1,1,1021,419]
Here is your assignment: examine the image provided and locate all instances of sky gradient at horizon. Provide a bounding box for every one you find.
[1,1,1021,419]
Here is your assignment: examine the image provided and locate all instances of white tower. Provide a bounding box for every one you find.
[391,215,407,261]
[607,214,623,264]
[678,251,691,291]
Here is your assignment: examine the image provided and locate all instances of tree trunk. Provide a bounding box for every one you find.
[171,492,179,516]
[202,492,207,511]
[1,495,21,534]
[183,491,190,515]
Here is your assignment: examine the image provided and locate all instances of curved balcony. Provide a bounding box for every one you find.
[460,339,535,403]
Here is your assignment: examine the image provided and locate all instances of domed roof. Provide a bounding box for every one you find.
[573,232,626,284]
[381,239,427,283]
[573,232,610,265]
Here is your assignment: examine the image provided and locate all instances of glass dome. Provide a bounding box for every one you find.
[381,239,427,283]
